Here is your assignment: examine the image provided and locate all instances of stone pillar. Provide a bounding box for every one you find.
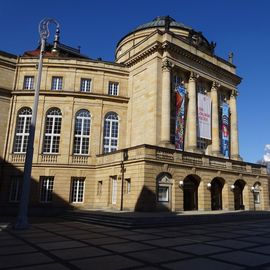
[161,59,173,145]
[186,72,198,151]
[211,82,221,156]
[229,90,241,160]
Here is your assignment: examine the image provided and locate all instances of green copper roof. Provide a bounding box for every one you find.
[135,16,192,31]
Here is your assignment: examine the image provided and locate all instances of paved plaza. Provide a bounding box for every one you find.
[1,216,270,269]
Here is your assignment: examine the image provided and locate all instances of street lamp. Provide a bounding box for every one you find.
[14,18,60,229]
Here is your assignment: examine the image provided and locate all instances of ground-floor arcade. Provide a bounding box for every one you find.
[0,145,269,214]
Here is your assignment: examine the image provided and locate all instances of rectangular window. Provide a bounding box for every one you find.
[40,176,54,203]
[80,78,91,92]
[97,181,103,195]
[9,177,21,202]
[158,186,169,202]
[125,179,131,194]
[108,82,119,96]
[71,177,85,203]
[23,76,34,90]
[51,77,63,90]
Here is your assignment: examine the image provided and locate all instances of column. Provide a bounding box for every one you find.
[186,72,198,151]
[160,59,173,145]
[211,82,221,156]
[229,90,241,160]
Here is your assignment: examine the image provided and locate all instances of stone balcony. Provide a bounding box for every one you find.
[96,144,268,176]
[8,144,268,176]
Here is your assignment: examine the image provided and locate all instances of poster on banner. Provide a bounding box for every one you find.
[197,93,211,140]
[175,85,186,151]
[222,103,230,158]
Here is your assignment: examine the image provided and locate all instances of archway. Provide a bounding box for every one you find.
[211,178,224,210]
[234,180,246,210]
[183,175,199,211]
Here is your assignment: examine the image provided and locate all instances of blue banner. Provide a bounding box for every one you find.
[222,103,229,158]
[175,85,186,151]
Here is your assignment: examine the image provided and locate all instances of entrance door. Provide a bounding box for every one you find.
[184,177,198,211]
[111,177,117,205]
[211,179,223,210]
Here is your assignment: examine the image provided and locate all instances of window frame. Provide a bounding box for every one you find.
[23,76,35,90]
[43,108,62,154]
[108,81,119,96]
[80,78,92,92]
[71,177,85,203]
[73,110,91,155]
[9,176,21,202]
[51,76,63,91]
[13,107,32,154]
[103,112,119,153]
[40,176,54,203]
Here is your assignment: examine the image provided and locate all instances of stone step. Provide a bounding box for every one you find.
[60,210,270,229]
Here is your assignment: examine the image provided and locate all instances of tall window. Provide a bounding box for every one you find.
[40,176,54,203]
[23,76,34,90]
[71,177,85,203]
[43,108,62,154]
[108,82,119,96]
[73,110,91,155]
[9,177,21,202]
[80,78,91,92]
[14,107,32,153]
[51,76,63,90]
[103,112,119,153]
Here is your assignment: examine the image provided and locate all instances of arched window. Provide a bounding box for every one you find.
[14,107,32,153]
[73,110,91,155]
[43,108,62,154]
[103,112,119,153]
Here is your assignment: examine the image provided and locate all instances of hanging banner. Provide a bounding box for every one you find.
[197,93,211,140]
[222,103,230,158]
[175,85,186,151]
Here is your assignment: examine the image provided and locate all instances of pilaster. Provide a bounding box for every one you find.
[211,81,221,156]
[160,59,173,146]
[229,90,241,160]
[186,71,198,152]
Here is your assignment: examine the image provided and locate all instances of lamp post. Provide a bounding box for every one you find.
[14,18,60,229]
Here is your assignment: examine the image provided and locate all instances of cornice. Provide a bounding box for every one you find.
[0,87,12,97]
[124,41,162,67]
[164,42,242,85]
[12,90,130,104]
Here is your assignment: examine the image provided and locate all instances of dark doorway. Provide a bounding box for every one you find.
[234,180,245,210]
[184,176,199,211]
[211,178,223,210]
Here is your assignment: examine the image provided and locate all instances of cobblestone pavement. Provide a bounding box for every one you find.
[1,217,270,269]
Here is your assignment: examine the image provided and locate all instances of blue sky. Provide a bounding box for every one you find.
[1,0,269,163]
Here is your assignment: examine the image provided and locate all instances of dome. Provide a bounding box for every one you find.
[135,16,192,31]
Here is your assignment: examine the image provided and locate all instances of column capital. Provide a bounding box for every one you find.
[211,81,221,90]
[162,59,174,72]
[189,71,199,81]
[230,89,239,98]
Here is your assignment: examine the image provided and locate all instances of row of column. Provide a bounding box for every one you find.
[161,59,240,160]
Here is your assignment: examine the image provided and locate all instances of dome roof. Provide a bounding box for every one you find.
[135,16,192,31]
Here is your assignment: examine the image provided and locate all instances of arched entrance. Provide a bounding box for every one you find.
[183,175,199,211]
[234,180,246,210]
[211,178,224,210]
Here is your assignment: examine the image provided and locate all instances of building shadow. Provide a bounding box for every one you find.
[0,157,74,219]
